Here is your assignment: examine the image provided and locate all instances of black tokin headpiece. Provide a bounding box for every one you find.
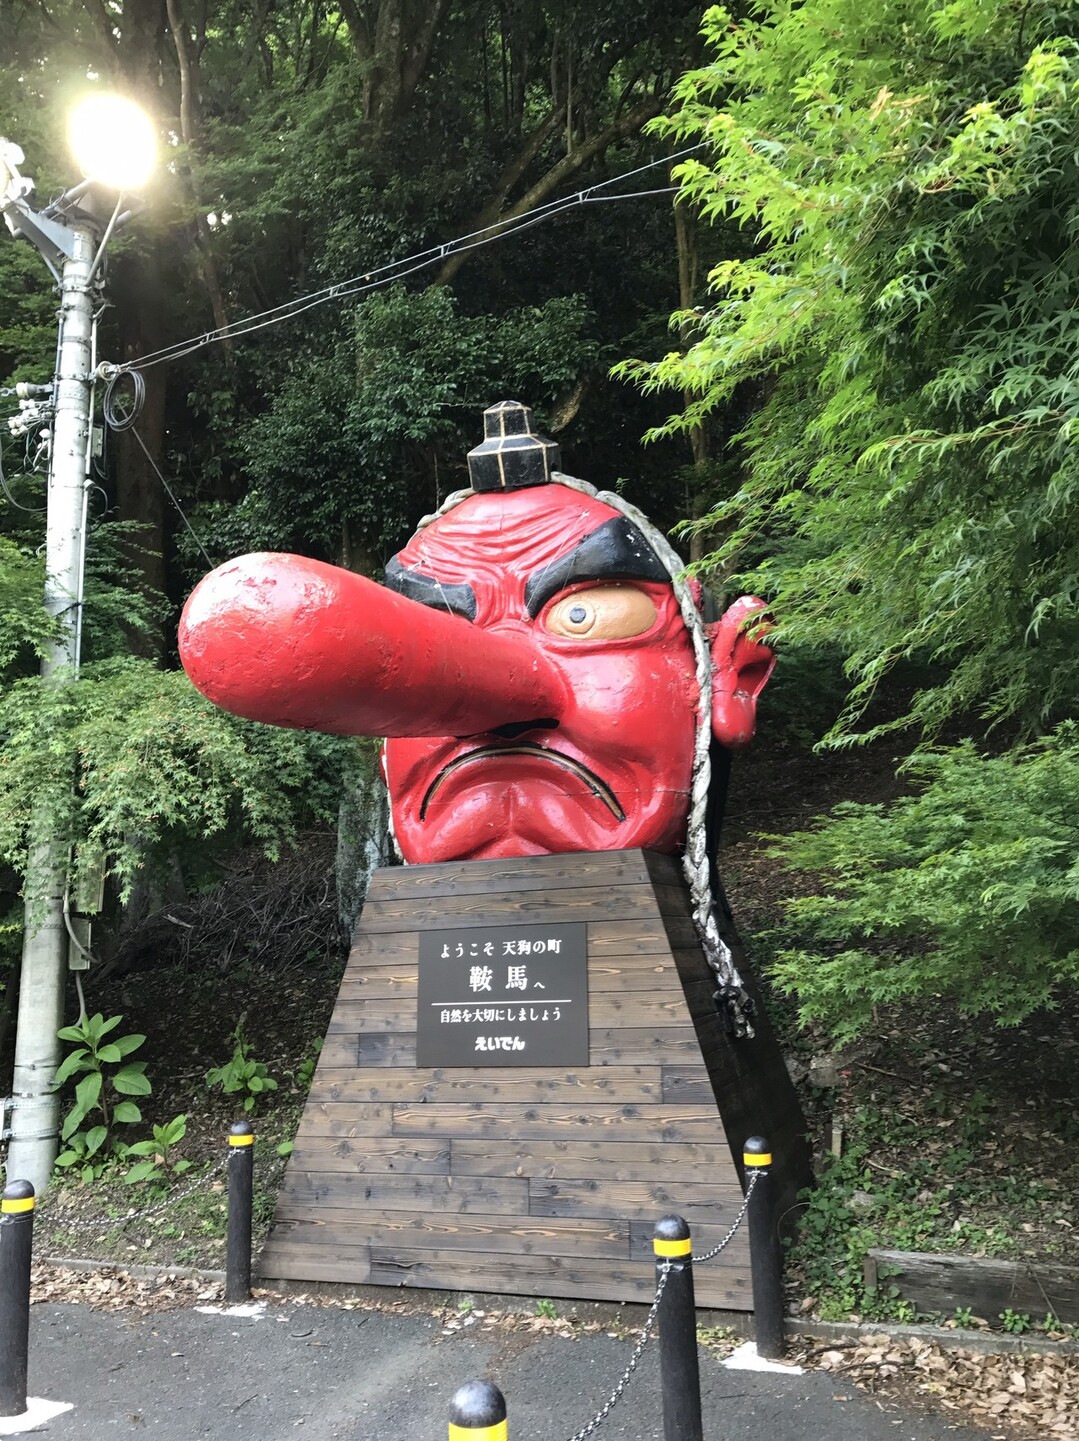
[466,400,561,492]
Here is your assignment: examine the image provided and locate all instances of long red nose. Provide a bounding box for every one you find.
[178,552,566,737]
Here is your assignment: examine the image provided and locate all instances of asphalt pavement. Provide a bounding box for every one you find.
[13,1295,998,1441]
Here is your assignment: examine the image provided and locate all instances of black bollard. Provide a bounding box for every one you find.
[654,1214,703,1441]
[0,1180,35,1417]
[744,1135,784,1359]
[448,1378,507,1441]
[226,1121,254,1303]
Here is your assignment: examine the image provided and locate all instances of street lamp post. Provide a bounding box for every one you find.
[0,98,155,1192]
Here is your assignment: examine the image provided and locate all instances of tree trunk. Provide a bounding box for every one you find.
[338,0,447,135]
[114,248,168,653]
[165,0,234,360]
[436,97,663,286]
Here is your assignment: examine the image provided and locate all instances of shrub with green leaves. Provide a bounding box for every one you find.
[54,1013,151,1179]
[123,1114,193,1185]
[0,658,348,911]
[769,727,1079,1042]
[205,1023,279,1114]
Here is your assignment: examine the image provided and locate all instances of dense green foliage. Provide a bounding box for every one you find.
[769,727,1079,1040]
[625,0,1079,736]
[620,0,1079,1032]
[0,660,347,906]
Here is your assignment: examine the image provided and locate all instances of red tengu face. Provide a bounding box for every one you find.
[382,484,700,863]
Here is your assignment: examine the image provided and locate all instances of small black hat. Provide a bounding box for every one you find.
[466,401,561,492]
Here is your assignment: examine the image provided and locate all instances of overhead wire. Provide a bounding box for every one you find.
[11,143,702,576]
[101,367,145,431]
[115,144,705,375]
[127,425,215,569]
[0,406,48,513]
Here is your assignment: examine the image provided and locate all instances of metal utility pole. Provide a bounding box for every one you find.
[1,142,100,1191]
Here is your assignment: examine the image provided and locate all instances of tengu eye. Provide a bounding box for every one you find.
[543,585,658,641]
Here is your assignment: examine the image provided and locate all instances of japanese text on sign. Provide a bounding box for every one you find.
[416,923,588,1068]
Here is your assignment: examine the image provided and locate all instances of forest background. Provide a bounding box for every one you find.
[0,0,1077,1323]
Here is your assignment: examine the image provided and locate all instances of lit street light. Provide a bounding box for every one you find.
[0,96,155,1192]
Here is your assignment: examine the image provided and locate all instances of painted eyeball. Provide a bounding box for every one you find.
[543,584,658,640]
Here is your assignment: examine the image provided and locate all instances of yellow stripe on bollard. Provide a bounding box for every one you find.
[653,1236,692,1258]
[228,1133,254,1146]
[0,1197,34,1214]
[743,1151,772,1167]
[449,1423,508,1441]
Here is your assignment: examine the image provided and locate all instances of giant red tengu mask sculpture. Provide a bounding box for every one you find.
[179,402,775,1032]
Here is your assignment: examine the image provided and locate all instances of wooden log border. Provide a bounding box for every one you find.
[865,1249,1079,1324]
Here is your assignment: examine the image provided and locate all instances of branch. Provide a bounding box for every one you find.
[399,0,448,112]
[337,0,372,64]
[165,0,196,143]
[81,0,121,71]
[436,96,663,285]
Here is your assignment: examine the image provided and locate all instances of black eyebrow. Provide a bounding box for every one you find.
[383,557,477,621]
[524,516,668,617]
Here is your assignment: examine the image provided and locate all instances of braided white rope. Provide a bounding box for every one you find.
[410,474,755,1038]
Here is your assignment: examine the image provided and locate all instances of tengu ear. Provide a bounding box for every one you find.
[708,596,776,749]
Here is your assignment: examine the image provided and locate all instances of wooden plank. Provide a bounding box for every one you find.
[450,1139,735,1184]
[358,882,692,932]
[356,1034,417,1067]
[661,1067,716,1105]
[337,960,679,1000]
[390,1103,724,1143]
[585,1029,705,1064]
[285,1102,395,1136]
[278,1170,529,1215]
[268,1211,630,1258]
[363,852,659,898]
[286,1137,450,1174]
[528,1178,741,1222]
[325,1004,413,1034]
[308,1067,664,1105]
[347,919,687,961]
[258,1248,371,1284]
[326,1027,709,1070]
[367,1247,657,1301]
[326,992,693,1035]
[337,963,418,991]
[363,1248,750,1309]
[865,1250,1079,1325]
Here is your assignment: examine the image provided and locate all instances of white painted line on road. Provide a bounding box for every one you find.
[721,1342,805,1374]
[0,1397,74,1433]
[195,1300,267,1319]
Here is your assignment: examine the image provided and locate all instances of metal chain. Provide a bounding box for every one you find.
[35,1158,226,1235]
[561,1173,757,1440]
[693,1170,757,1263]
[565,1262,671,1441]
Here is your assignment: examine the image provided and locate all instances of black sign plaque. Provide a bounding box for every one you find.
[416,922,588,1068]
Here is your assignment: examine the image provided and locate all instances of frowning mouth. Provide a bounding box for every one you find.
[419,743,625,822]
